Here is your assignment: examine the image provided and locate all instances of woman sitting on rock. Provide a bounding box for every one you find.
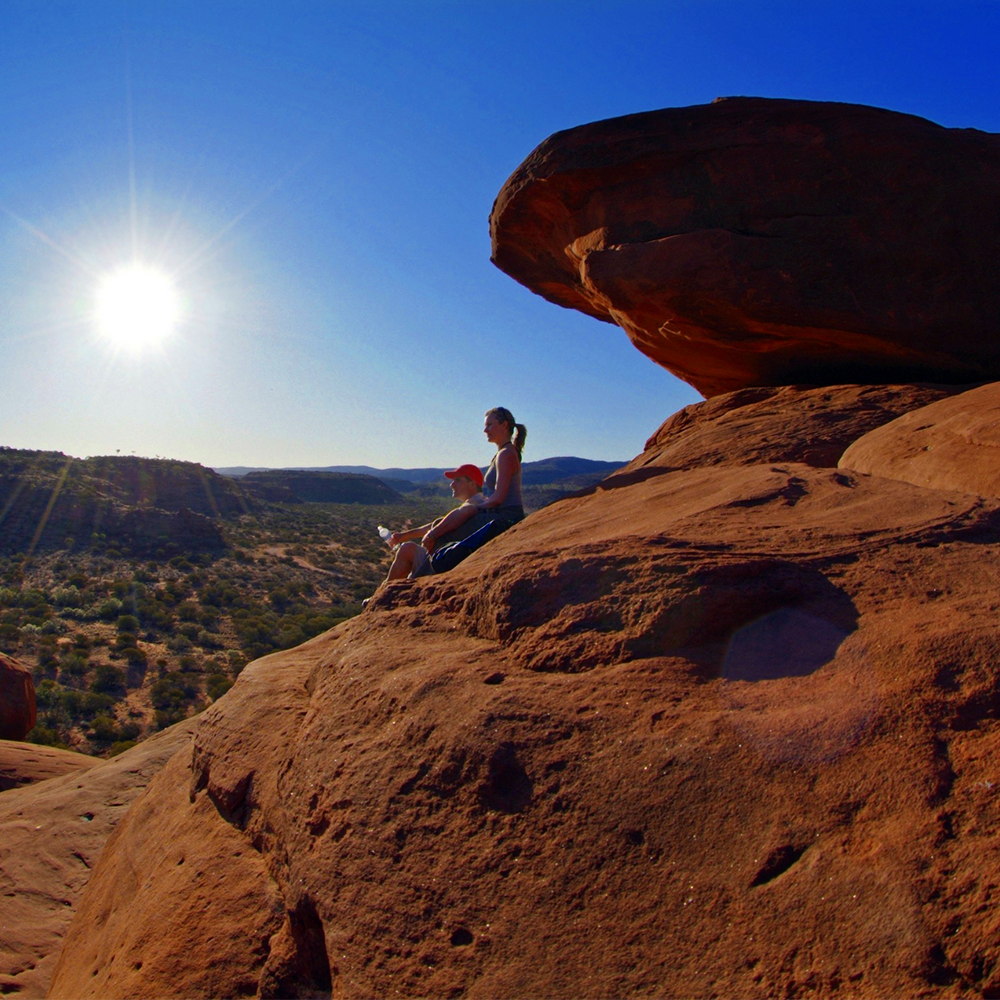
[372,407,527,599]
[415,406,526,576]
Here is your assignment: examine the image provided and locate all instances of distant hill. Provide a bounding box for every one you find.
[0,449,247,556]
[215,456,624,487]
[315,466,452,484]
[518,457,624,485]
[216,464,451,484]
[239,470,404,505]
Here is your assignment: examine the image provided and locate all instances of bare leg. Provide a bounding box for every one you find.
[386,541,421,582]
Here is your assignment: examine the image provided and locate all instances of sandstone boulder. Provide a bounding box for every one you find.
[490,98,1000,396]
[0,719,197,999]
[630,382,960,474]
[840,381,1000,497]
[46,384,1000,999]
[0,740,98,792]
[0,652,36,740]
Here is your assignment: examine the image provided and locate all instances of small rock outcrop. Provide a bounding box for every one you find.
[0,740,98,792]
[0,653,36,740]
[840,381,1000,496]
[0,720,197,998]
[490,98,1000,396]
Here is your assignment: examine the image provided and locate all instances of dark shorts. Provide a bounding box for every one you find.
[414,507,524,577]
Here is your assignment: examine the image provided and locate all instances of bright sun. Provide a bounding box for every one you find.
[96,264,180,349]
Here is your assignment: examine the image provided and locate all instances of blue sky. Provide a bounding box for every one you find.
[1,1,997,469]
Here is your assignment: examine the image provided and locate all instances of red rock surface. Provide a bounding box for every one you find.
[632,382,960,473]
[490,98,1000,396]
[0,653,36,740]
[0,719,196,999]
[0,740,98,792]
[840,381,1000,497]
[45,383,1000,999]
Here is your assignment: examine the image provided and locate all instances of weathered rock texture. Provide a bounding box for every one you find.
[840,381,1000,497]
[0,719,196,999]
[490,98,1000,396]
[0,740,98,792]
[45,382,1000,999]
[0,653,36,740]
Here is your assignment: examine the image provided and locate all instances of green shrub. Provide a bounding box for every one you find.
[36,641,58,667]
[226,650,247,674]
[0,623,19,650]
[278,625,306,649]
[150,672,200,711]
[52,587,84,608]
[206,674,233,701]
[61,654,89,679]
[34,679,61,709]
[96,598,124,620]
[154,709,186,729]
[24,725,68,749]
[90,713,120,741]
[79,691,115,719]
[91,665,125,692]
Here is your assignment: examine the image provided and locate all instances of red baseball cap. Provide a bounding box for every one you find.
[444,463,484,488]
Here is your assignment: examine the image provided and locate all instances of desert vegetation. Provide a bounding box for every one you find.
[1,447,618,756]
[1,496,450,755]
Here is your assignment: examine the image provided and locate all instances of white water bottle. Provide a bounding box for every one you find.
[377,525,392,543]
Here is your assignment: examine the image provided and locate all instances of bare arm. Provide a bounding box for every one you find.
[422,502,479,553]
[389,521,436,546]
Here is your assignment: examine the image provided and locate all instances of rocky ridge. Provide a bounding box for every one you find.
[0,451,245,557]
[239,470,404,505]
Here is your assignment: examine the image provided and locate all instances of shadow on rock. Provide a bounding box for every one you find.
[722,606,852,683]
[477,741,533,814]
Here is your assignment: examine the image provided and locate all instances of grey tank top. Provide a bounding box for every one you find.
[483,444,523,511]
